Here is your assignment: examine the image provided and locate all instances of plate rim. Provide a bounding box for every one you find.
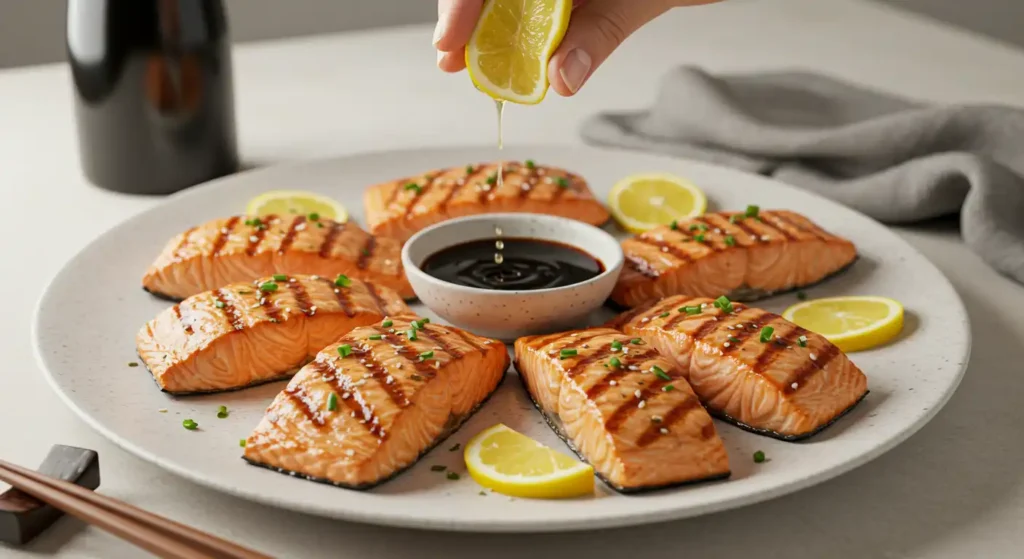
[31,142,973,532]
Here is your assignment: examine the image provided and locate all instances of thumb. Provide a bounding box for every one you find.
[548,0,708,96]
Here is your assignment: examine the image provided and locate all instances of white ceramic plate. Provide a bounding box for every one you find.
[33,145,970,532]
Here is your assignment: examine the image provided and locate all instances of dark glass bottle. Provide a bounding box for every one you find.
[66,0,239,195]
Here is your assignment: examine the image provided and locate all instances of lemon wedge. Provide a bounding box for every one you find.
[608,173,708,234]
[245,190,349,222]
[465,0,573,104]
[464,424,594,499]
[782,295,905,353]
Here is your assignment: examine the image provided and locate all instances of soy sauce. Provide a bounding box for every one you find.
[422,238,604,291]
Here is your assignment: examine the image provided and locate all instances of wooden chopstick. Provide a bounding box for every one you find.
[0,459,272,559]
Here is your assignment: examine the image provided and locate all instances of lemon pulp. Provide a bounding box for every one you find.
[244,190,349,222]
[608,173,708,234]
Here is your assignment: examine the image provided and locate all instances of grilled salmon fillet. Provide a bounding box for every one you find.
[363,161,610,242]
[514,328,730,493]
[608,295,868,440]
[142,215,413,301]
[612,210,857,308]
[242,316,509,489]
[136,274,410,395]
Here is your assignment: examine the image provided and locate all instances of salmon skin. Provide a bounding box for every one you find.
[514,328,730,493]
[363,161,611,242]
[242,316,509,489]
[608,295,869,441]
[611,210,857,309]
[142,215,414,301]
[136,275,410,395]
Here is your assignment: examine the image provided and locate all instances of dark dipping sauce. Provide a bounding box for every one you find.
[421,238,605,291]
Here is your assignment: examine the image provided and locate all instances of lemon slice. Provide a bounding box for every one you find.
[782,296,905,353]
[608,173,708,234]
[245,190,349,222]
[464,424,594,499]
[465,0,573,104]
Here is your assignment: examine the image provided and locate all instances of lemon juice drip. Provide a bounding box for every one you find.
[495,99,505,188]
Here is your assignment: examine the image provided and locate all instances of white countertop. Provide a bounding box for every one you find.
[3,0,1023,557]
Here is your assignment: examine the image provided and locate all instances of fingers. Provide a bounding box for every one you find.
[434,0,484,52]
[437,48,467,72]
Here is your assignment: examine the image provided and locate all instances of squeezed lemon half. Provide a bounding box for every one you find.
[607,173,708,234]
[464,424,594,499]
[782,295,905,353]
[465,0,573,104]
[244,190,349,222]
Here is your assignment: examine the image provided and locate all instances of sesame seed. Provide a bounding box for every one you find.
[701,303,708,308]
[342,393,350,399]
[810,353,817,361]
[791,382,799,389]
[295,223,307,231]
[641,317,650,323]
[724,342,731,348]
[310,305,318,312]
[660,428,669,434]
[714,228,722,233]
[761,235,770,241]
[396,363,403,369]
[661,247,669,252]
[628,365,639,371]
[582,344,589,348]
[521,184,531,191]
[610,380,617,386]
[220,228,229,234]
[611,347,620,353]
[457,178,466,186]
[634,390,642,398]
[249,235,258,243]
[346,449,355,457]
[310,275,320,280]
[571,333,579,337]
[638,401,647,409]
[548,350,556,355]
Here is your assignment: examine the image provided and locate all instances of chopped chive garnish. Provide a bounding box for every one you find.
[239,439,246,447]
[555,177,570,188]
[682,305,702,315]
[659,312,670,318]
[272,274,287,282]
[334,274,351,287]
[759,326,775,343]
[662,385,675,392]
[327,392,338,411]
[214,300,226,309]
[449,443,460,451]
[338,344,352,358]
[728,336,741,344]
[361,248,370,256]
[609,357,622,368]
[217,405,229,418]
[796,291,808,301]
[525,159,536,169]
[798,335,808,347]
[369,334,382,340]
[466,165,475,174]
[447,472,460,480]
[479,491,487,496]
[407,329,418,341]
[419,350,435,361]
[611,340,623,351]
[559,348,578,359]
[317,222,324,228]
[238,290,251,294]
[381,319,393,328]
[128,362,139,367]
[670,220,678,231]
[404,182,421,192]
[631,338,643,345]
[713,295,734,314]
[725,235,736,247]
[431,465,446,472]
[652,366,671,381]
[694,233,706,242]
[182,419,198,430]
[729,214,741,224]
[689,223,708,231]
[745,204,760,218]
[486,173,498,185]
[753,450,766,463]
[411,374,424,381]
[259,281,278,292]
[308,212,320,221]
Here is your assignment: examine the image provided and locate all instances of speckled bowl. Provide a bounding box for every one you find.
[401,213,624,341]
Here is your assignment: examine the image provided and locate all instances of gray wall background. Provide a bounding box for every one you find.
[0,0,1021,69]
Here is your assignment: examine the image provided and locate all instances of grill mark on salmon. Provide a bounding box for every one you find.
[418,325,464,359]
[371,327,437,379]
[440,167,486,210]
[636,395,701,447]
[318,221,341,258]
[171,227,197,260]
[365,283,387,316]
[785,344,840,394]
[259,292,283,322]
[515,165,539,198]
[172,304,193,335]
[285,383,325,427]
[446,326,487,353]
[213,289,245,330]
[245,215,274,256]
[210,216,240,256]
[350,340,409,408]
[278,216,306,254]
[721,310,769,353]
[401,174,441,220]
[753,320,795,372]
[635,236,693,263]
[320,277,355,317]
[318,356,384,438]
[356,236,376,270]
[625,255,661,278]
[604,378,670,434]
[286,280,314,317]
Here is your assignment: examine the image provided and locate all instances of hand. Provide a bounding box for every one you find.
[433,0,723,96]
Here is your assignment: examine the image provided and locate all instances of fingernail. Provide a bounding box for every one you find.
[437,49,446,67]
[559,49,592,93]
[432,13,448,46]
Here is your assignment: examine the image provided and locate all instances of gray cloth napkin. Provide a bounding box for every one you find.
[580,66,1024,285]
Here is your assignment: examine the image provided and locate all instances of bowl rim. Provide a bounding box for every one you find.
[400,213,625,297]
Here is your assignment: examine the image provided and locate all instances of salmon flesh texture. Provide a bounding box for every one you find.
[362,161,611,242]
[514,328,731,493]
[607,295,869,440]
[612,210,858,308]
[243,316,509,489]
[135,275,410,395]
[142,215,414,301]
